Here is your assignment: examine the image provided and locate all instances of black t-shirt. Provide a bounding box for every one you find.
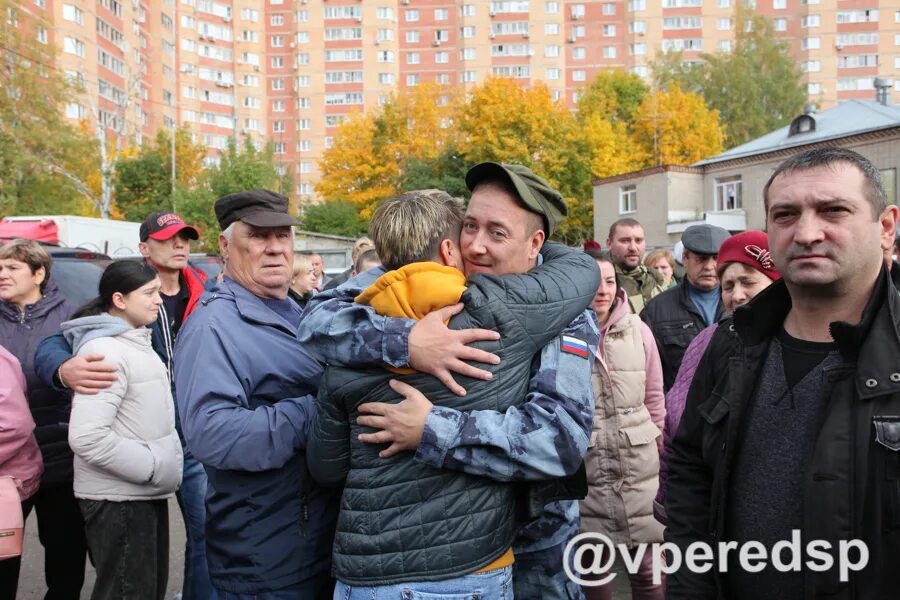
[160,280,189,337]
[776,327,838,389]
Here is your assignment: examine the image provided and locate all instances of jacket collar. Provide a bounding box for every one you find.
[678,278,724,322]
[735,264,900,398]
[0,279,67,322]
[219,277,297,335]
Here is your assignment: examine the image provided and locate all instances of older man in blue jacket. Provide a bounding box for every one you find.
[174,190,337,599]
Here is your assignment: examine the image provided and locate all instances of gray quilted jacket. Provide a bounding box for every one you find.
[307,243,599,585]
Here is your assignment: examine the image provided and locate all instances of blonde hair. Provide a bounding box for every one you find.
[368,190,465,271]
[644,248,675,271]
[293,253,314,279]
[352,236,374,261]
[0,239,52,293]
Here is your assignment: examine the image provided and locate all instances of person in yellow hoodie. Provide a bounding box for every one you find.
[307,188,600,599]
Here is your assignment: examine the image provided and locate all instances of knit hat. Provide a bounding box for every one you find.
[716,230,781,281]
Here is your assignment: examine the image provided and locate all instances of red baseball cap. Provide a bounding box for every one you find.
[716,230,781,281]
[140,212,200,242]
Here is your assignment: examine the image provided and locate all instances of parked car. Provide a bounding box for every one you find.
[189,253,223,281]
[45,247,113,309]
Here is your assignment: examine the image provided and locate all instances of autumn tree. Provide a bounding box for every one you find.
[632,84,725,166]
[0,1,98,215]
[654,9,805,147]
[114,128,206,222]
[316,113,398,208]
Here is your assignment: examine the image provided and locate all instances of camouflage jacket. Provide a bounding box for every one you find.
[298,256,600,555]
[616,264,666,314]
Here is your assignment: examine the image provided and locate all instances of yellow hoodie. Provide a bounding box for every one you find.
[353,261,515,572]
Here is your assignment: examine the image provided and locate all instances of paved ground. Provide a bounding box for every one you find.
[18,500,632,599]
[17,498,184,599]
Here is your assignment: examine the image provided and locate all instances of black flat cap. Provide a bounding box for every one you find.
[214,189,299,230]
[682,224,730,255]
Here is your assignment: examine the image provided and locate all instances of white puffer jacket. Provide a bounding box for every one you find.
[64,315,183,501]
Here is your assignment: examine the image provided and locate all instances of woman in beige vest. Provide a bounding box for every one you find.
[580,254,666,600]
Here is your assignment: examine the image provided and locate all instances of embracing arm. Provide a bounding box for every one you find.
[414,311,599,481]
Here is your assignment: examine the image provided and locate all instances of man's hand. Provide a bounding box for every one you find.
[408,303,500,396]
[59,354,117,394]
[357,380,434,458]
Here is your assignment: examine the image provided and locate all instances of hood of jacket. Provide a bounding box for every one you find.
[61,314,137,353]
[0,279,68,323]
[355,262,467,320]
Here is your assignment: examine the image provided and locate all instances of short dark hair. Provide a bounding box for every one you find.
[354,248,380,274]
[763,147,887,218]
[608,218,643,241]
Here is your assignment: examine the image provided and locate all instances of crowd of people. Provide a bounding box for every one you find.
[1,146,898,600]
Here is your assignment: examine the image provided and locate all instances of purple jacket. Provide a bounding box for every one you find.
[0,280,75,485]
[654,322,718,524]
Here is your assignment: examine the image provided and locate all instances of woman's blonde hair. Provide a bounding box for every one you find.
[293,253,314,279]
[644,248,675,271]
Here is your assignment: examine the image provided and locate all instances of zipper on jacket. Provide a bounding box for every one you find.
[299,495,309,535]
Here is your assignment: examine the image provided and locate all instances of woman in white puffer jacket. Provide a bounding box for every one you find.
[63,260,182,600]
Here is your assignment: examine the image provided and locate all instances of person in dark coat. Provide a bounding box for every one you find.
[640,224,729,392]
[666,147,900,599]
[0,239,87,599]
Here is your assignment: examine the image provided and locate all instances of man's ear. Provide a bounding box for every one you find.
[528,230,546,261]
[218,235,229,262]
[879,205,900,251]
[138,241,151,259]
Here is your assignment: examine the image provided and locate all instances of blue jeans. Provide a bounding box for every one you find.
[176,448,216,600]
[334,566,514,600]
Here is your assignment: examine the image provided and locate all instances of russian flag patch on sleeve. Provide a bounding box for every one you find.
[560,335,590,358]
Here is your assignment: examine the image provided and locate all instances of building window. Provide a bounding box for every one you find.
[572,70,586,81]
[272,100,285,112]
[619,185,637,214]
[545,1,559,13]
[602,24,616,36]
[63,4,83,23]
[407,74,419,86]
[436,51,449,63]
[462,71,477,83]
[271,57,284,68]
[602,3,616,14]
[714,176,742,211]
[773,0,786,7]
[407,31,420,43]
[406,9,419,22]
[774,18,787,31]
[603,46,616,58]
[407,52,420,64]
[273,121,285,133]
[435,8,448,20]
[271,15,283,26]
[461,4,476,16]
[64,37,85,57]
[545,23,560,34]
[801,37,820,50]
[545,45,560,57]
[377,7,394,19]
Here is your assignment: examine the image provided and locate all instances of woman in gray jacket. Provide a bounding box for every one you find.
[63,261,183,600]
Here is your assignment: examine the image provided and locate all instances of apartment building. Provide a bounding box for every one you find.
[10,0,900,204]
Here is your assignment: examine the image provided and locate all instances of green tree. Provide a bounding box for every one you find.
[301,201,368,238]
[0,1,98,215]
[114,128,207,222]
[654,9,805,147]
[398,146,470,199]
[172,186,219,251]
[208,136,291,199]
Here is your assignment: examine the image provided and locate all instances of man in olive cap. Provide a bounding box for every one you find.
[299,164,600,600]
[175,189,339,598]
[641,223,730,391]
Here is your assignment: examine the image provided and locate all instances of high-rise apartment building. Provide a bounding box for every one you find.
[10,0,900,204]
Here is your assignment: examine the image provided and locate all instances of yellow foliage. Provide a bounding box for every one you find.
[632,84,725,166]
[581,114,648,179]
[315,112,398,206]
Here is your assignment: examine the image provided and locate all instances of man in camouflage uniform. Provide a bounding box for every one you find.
[298,163,599,600]
[606,218,665,313]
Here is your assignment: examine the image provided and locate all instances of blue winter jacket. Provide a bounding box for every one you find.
[173,278,339,594]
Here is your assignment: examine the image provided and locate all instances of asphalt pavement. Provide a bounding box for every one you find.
[17,500,632,599]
